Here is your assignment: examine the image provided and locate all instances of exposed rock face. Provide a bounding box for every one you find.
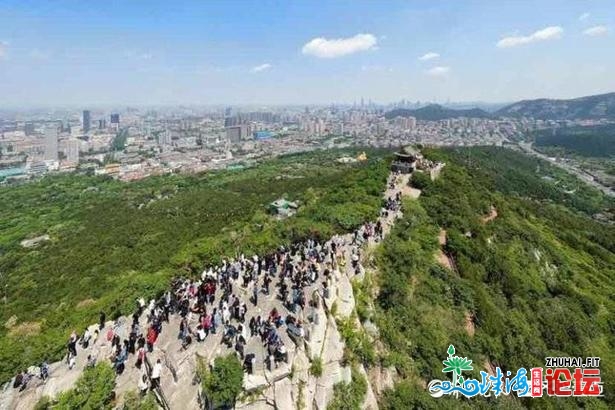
[335,275,355,318]
[368,366,397,397]
[20,235,50,248]
[273,378,293,410]
[1,171,414,410]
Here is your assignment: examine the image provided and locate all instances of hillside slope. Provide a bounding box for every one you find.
[497,92,615,120]
[0,149,389,383]
[373,147,614,408]
[0,163,414,410]
[533,124,615,158]
[385,104,491,121]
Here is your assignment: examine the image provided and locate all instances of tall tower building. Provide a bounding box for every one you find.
[82,110,91,133]
[44,126,58,161]
[24,122,35,136]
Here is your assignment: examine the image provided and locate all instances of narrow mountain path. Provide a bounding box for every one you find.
[1,170,418,410]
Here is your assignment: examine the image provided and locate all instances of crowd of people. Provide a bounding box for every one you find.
[11,171,404,400]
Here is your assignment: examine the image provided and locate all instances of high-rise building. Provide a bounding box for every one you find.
[24,122,35,136]
[44,126,58,161]
[158,130,172,145]
[226,126,244,143]
[66,139,80,164]
[226,126,241,143]
[110,114,120,125]
[64,139,80,164]
[224,114,243,127]
[98,119,106,130]
[82,110,91,133]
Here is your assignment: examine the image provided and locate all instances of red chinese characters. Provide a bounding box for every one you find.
[531,368,543,397]
[573,369,602,396]
[543,368,602,397]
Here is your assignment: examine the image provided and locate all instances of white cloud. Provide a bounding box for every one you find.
[425,66,450,77]
[583,25,609,37]
[0,41,7,59]
[418,52,440,61]
[579,12,590,21]
[497,26,563,48]
[250,63,272,72]
[301,33,377,58]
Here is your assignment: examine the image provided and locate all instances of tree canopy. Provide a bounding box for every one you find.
[0,148,389,381]
[56,363,116,410]
[375,147,614,408]
[200,354,244,409]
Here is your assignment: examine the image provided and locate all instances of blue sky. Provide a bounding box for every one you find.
[0,0,614,106]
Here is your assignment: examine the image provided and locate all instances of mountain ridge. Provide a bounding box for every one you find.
[496,92,615,120]
[384,104,492,121]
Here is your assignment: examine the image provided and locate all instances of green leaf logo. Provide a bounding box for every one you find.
[442,356,473,374]
[442,344,473,388]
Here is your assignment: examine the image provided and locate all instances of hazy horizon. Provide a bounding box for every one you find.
[1,0,614,107]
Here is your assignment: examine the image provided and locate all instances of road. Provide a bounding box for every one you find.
[517,142,615,198]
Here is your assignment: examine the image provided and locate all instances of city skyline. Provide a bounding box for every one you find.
[0,0,614,106]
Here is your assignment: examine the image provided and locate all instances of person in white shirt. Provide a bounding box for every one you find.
[138,374,149,396]
[81,328,92,349]
[68,354,76,370]
[151,359,162,389]
[197,327,206,342]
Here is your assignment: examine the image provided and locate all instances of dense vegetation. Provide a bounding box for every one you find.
[385,104,491,121]
[533,124,615,158]
[497,92,615,120]
[121,391,158,410]
[374,147,614,408]
[0,149,389,381]
[198,354,244,409]
[57,363,116,409]
[327,366,367,410]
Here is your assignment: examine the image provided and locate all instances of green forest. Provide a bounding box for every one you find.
[373,147,614,408]
[533,124,615,158]
[0,149,389,382]
[3,144,614,409]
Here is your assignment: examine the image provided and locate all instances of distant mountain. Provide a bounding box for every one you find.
[384,104,492,121]
[496,92,615,120]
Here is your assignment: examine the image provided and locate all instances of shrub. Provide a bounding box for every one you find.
[56,362,116,409]
[122,391,159,410]
[309,357,323,377]
[199,354,244,409]
[33,396,52,410]
[409,171,431,190]
[327,366,367,410]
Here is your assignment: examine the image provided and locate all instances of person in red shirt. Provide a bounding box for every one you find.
[146,326,157,353]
